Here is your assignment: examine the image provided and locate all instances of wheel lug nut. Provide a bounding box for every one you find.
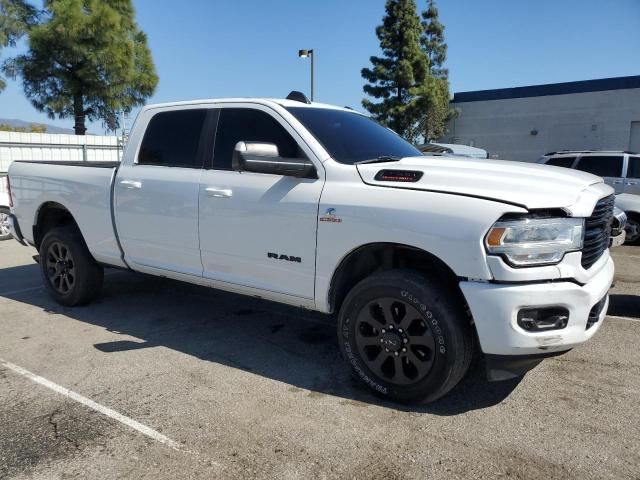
[402,348,406,352]
[385,348,389,353]
[389,325,394,329]
[380,338,384,343]
[381,329,386,334]
[398,328,403,333]
[403,338,408,343]
[394,352,399,356]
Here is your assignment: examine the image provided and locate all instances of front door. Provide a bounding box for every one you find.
[115,107,209,276]
[198,106,323,299]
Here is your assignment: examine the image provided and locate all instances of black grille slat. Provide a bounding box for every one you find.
[580,195,614,269]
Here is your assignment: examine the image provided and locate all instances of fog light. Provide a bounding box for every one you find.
[517,307,569,331]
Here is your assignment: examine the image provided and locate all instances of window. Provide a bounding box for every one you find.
[138,109,207,168]
[628,157,640,179]
[213,108,302,170]
[545,157,575,168]
[287,107,421,164]
[574,156,623,177]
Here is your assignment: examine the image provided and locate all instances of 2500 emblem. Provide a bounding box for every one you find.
[267,252,302,263]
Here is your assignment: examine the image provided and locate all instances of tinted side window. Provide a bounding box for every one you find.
[628,157,640,179]
[545,157,576,168]
[138,109,207,168]
[213,108,301,170]
[575,156,623,177]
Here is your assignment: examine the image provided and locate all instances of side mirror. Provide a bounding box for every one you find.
[232,142,316,178]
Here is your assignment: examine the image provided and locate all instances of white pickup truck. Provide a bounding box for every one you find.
[6,93,616,403]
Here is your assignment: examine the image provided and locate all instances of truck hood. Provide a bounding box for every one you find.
[356,156,613,213]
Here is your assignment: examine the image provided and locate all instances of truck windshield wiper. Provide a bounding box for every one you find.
[354,156,402,165]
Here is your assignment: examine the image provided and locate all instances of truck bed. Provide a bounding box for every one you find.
[8,160,126,268]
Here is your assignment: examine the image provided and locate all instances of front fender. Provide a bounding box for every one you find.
[313,177,526,312]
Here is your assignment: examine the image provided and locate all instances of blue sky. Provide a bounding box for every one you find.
[1,0,639,134]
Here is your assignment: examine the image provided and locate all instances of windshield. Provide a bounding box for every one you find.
[286,107,421,165]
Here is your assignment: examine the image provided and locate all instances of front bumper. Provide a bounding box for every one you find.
[460,255,614,357]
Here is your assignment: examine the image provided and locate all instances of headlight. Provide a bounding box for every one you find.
[485,217,584,267]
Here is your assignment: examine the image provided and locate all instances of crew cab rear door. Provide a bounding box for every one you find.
[114,107,210,276]
[198,105,323,300]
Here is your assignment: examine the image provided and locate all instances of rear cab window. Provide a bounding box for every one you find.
[138,109,208,168]
[574,155,624,177]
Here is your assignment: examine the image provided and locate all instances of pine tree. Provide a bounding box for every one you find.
[5,0,158,134]
[0,0,37,92]
[418,0,457,141]
[420,0,447,79]
[361,0,430,139]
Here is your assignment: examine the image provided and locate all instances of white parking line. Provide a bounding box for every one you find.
[608,315,640,322]
[0,358,182,451]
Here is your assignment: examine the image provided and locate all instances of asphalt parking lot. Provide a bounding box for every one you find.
[0,240,638,479]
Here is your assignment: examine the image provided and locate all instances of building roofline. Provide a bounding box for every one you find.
[451,75,640,103]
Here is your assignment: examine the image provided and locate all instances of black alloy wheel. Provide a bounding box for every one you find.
[354,297,435,385]
[45,241,77,294]
[337,269,473,404]
[39,226,104,306]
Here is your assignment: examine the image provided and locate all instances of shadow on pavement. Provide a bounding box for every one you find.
[608,294,640,319]
[1,264,521,416]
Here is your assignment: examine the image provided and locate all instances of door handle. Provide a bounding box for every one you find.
[627,181,638,186]
[205,187,232,198]
[613,180,624,184]
[119,180,142,189]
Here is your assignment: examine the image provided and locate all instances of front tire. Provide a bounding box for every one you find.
[39,226,104,306]
[337,270,473,404]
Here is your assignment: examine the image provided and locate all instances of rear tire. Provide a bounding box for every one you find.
[625,214,640,245]
[337,269,473,404]
[0,207,11,241]
[39,226,104,306]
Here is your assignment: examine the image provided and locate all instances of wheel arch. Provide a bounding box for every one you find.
[33,201,81,251]
[328,242,468,316]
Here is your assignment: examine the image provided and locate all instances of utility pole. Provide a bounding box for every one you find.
[298,49,315,101]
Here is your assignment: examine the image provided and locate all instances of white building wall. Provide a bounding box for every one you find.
[0,131,121,173]
[442,88,640,162]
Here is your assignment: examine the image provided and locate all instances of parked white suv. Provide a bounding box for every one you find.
[7,94,616,403]
[537,151,640,243]
[0,174,11,240]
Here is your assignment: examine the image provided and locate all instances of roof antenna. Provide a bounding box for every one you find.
[286,91,311,104]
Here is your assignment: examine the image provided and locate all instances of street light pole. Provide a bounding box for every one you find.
[298,49,315,101]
